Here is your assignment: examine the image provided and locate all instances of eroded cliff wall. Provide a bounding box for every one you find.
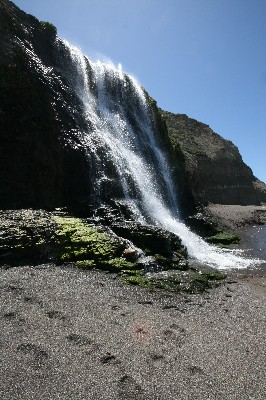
[161,110,266,206]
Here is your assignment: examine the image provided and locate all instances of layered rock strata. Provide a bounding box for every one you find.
[161,110,266,207]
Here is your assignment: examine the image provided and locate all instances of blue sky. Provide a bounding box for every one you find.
[13,0,266,183]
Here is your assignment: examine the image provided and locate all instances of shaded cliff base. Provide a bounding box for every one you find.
[1,264,265,400]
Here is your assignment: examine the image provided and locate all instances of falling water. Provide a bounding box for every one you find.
[63,41,262,270]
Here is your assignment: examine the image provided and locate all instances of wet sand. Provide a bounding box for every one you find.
[1,264,265,400]
[207,204,266,275]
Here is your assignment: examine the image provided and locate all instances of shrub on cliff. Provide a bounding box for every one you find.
[40,20,57,36]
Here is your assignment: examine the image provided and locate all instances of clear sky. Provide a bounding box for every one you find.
[12,0,266,183]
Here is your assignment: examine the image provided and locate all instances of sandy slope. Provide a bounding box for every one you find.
[1,264,265,400]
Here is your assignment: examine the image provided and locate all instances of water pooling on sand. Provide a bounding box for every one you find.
[233,225,266,273]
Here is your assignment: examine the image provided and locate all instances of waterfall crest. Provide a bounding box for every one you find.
[63,41,261,270]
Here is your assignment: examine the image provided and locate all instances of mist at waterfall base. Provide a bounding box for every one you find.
[63,40,263,271]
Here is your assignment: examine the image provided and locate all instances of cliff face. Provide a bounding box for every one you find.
[0,0,179,216]
[0,0,91,210]
[1,0,265,216]
[161,111,266,207]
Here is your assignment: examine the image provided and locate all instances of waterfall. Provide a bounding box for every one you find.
[63,41,261,270]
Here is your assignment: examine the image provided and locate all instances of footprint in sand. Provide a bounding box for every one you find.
[100,352,121,365]
[4,284,24,295]
[66,333,93,346]
[162,324,187,347]
[46,310,66,320]
[17,342,49,369]
[23,295,43,307]
[118,374,146,400]
[2,311,26,325]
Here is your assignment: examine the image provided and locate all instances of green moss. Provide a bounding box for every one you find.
[122,268,218,293]
[76,260,96,268]
[182,271,226,293]
[53,216,146,275]
[206,232,240,246]
[191,274,212,285]
[144,269,226,294]
[119,269,143,276]
[53,216,122,266]
[150,276,181,291]
[124,275,153,289]
[202,272,226,280]
[101,258,136,272]
[154,254,188,271]
[144,248,153,255]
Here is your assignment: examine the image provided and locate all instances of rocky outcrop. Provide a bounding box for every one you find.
[0,209,132,267]
[0,209,226,292]
[161,111,266,207]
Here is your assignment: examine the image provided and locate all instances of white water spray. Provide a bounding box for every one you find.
[64,41,262,270]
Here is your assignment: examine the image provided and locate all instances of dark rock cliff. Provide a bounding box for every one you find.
[1,0,265,216]
[161,110,266,207]
[0,0,262,287]
[0,0,91,210]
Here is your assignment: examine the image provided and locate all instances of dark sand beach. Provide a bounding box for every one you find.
[1,262,265,400]
[206,204,266,231]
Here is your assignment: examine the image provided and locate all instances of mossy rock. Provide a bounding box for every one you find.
[202,272,226,281]
[154,254,188,271]
[100,258,136,273]
[149,276,181,291]
[122,266,226,294]
[111,222,187,259]
[0,210,226,295]
[0,209,56,264]
[53,216,127,269]
[124,274,153,289]
[206,232,240,246]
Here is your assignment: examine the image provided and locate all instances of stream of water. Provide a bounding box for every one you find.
[63,41,264,271]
